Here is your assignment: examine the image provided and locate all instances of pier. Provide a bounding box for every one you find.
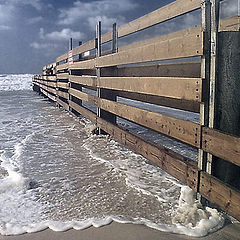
[33,0,240,222]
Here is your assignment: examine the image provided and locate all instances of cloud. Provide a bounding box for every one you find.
[43,28,85,41]
[27,16,43,24]
[58,0,138,31]
[8,0,43,11]
[0,25,11,31]
[30,42,58,49]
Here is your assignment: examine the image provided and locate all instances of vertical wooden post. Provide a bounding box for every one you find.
[78,41,82,61]
[198,0,211,173]
[96,21,117,134]
[68,38,72,112]
[112,23,118,53]
[207,0,220,174]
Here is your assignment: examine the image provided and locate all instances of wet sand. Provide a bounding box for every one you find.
[1,222,240,240]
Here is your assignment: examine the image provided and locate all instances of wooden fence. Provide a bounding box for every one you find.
[33,0,240,221]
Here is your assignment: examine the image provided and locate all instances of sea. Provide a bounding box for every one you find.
[0,74,225,236]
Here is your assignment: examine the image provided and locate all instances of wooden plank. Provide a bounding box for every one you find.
[69,88,97,106]
[72,40,95,57]
[219,16,240,32]
[56,53,68,64]
[57,90,69,100]
[69,75,97,87]
[56,63,68,71]
[96,33,202,67]
[47,87,57,95]
[69,59,96,70]
[99,98,201,147]
[57,73,69,79]
[118,0,201,37]
[48,93,56,102]
[57,97,68,110]
[98,77,202,102]
[119,26,201,52]
[57,82,69,89]
[97,117,199,191]
[199,172,240,221]
[117,91,200,113]
[69,100,97,123]
[102,61,201,78]
[46,76,56,81]
[47,82,57,88]
[202,127,240,167]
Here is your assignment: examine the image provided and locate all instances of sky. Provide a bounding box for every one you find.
[0,0,238,74]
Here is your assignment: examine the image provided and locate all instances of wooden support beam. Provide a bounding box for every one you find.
[69,75,97,87]
[98,77,202,102]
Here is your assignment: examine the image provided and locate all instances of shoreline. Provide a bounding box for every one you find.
[1,222,240,240]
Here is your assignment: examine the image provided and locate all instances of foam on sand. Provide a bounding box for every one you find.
[171,186,225,237]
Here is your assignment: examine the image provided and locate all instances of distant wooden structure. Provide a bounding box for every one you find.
[33,0,240,221]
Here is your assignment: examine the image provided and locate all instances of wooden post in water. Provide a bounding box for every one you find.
[96,21,117,134]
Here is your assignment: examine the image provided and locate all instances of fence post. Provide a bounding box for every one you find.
[96,21,117,134]
[68,38,72,112]
[112,23,118,53]
[198,0,211,173]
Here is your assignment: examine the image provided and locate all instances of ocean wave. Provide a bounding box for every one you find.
[0,74,33,91]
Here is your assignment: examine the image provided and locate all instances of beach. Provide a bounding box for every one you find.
[1,222,240,240]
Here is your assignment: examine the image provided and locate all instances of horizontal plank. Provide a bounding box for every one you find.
[72,40,95,58]
[99,98,201,147]
[42,75,56,81]
[115,91,200,113]
[118,0,201,38]
[56,53,68,64]
[69,88,97,106]
[98,77,202,102]
[69,75,97,87]
[57,90,69,99]
[48,93,56,102]
[102,61,201,78]
[57,98,69,110]
[97,117,198,191]
[96,33,202,67]
[47,87,57,95]
[57,73,69,79]
[56,63,68,71]
[219,16,240,32]
[69,100,97,123]
[69,59,96,70]
[119,26,201,52]
[46,82,56,88]
[57,82,69,89]
[199,172,240,221]
[202,127,240,167]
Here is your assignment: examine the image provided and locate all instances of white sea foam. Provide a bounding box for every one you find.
[0,74,33,91]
